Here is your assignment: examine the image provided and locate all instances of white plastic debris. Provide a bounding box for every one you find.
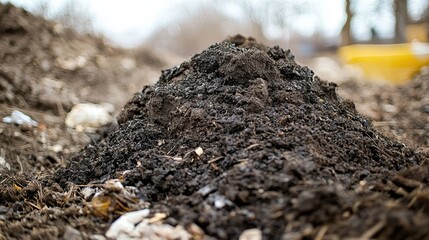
[239,228,262,240]
[3,110,38,126]
[65,103,113,131]
[105,209,192,240]
[0,156,11,171]
[105,209,150,239]
[133,222,191,240]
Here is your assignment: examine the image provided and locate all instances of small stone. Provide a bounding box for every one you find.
[50,144,63,153]
[214,195,228,209]
[65,103,113,130]
[194,147,204,156]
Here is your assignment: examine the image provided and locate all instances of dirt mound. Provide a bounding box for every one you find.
[0,2,180,176]
[0,3,169,113]
[0,3,184,178]
[55,38,428,239]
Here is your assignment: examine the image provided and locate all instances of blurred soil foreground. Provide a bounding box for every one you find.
[0,3,429,240]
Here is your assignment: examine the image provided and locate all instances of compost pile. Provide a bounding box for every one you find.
[0,3,168,113]
[53,36,429,239]
[0,3,177,177]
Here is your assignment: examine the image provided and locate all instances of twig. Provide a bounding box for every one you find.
[315,225,329,240]
[0,176,11,185]
[245,143,260,150]
[161,155,183,161]
[63,184,75,205]
[360,220,385,239]
[16,155,23,174]
[75,183,105,187]
[24,200,41,210]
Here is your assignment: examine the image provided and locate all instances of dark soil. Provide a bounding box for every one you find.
[53,37,429,239]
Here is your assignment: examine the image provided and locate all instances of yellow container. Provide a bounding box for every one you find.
[338,42,429,84]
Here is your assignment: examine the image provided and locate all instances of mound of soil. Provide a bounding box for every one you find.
[55,38,428,239]
[0,3,183,177]
[0,3,172,113]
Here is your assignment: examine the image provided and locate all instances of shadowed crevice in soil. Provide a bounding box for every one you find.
[55,37,428,239]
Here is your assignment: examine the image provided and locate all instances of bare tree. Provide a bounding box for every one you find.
[32,0,94,34]
[341,0,354,45]
[33,0,50,18]
[231,0,312,41]
[393,0,408,43]
[53,0,94,33]
[145,3,256,56]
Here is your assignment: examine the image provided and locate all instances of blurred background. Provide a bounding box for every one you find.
[1,0,428,56]
[1,0,429,86]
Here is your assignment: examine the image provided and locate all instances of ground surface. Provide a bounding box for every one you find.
[1,4,429,240]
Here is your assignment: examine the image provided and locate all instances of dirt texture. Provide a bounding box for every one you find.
[53,38,429,239]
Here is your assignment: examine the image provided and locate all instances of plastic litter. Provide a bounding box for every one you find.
[2,110,38,126]
[105,209,150,238]
[105,209,192,240]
